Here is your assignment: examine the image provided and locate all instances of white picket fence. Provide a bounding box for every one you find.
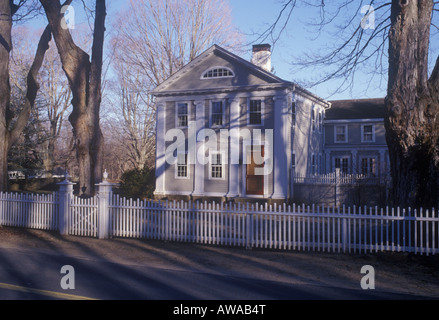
[1,190,439,255]
[293,172,389,185]
[0,192,58,230]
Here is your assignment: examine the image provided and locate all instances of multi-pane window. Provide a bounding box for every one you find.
[202,67,234,79]
[335,157,349,174]
[177,103,188,127]
[361,157,377,176]
[210,153,223,179]
[249,99,262,125]
[211,101,224,126]
[335,125,347,143]
[176,153,188,178]
[362,125,374,142]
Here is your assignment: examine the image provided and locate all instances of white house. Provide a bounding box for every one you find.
[151,44,331,203]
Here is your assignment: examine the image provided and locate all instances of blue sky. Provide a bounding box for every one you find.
[228,0,388,100]
[25,0,388,101]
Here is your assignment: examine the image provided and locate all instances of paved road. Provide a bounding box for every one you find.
[0,247,434,302]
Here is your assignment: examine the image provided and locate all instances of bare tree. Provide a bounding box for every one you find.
[0,0,51,191]
[34,38,72,175]
[39,0,106,196]
[110,0,241,171]
[261,0,439,208]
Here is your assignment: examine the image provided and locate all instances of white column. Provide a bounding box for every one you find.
[227,98,240,198]
[192,100,205,196]
[271,94,288,200]
[154,102,166,196]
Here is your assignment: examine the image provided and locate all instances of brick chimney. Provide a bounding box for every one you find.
[251,44,272,72]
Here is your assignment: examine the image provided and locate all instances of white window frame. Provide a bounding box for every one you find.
[201,66,235,79]
[175,152,189,179]
[334,125,348,143]
[209,151,225,180]
[209,100,225,128]
[247,98,264,126]
[361,124,375,143]
[175,101,190,128]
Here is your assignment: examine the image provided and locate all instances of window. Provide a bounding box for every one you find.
[210,152,224,179]
[176,103,188,127]
[334,157,349,174]
[176,153,188,178]
[248,99,262,125]
[291,102,296,127]
[312,110,316,131]
[335,125,348,143]
[361,157,377,176]
[291,153,296,170]
[202,67,234,79]
[210,100,224,127]
[311,154,318,175]
[362,125,375,142]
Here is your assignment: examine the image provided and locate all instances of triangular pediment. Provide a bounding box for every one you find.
[151,45,291,96]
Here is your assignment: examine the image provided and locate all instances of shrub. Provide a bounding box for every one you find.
[118,167,155,200]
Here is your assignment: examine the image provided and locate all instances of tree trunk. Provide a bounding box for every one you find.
[40,0,106,196]
[0,0,52,191]
[385,0,439,208]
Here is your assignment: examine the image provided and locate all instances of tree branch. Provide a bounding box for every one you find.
[9,25,52,146]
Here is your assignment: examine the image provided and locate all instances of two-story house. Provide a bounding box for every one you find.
[324,98,389,180]
[151,44,330,203]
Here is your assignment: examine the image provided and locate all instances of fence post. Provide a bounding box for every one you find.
[96,170,113,239]
[57,175,75,235]
[335,168,341,207]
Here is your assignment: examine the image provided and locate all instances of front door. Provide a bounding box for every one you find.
[246,146,264,195]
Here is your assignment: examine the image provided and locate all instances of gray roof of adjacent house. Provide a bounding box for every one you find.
[326,98,385,120]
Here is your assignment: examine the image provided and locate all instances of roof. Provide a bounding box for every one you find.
[326,98,385,120]
[151,44,290,96]
[150,44,330,107]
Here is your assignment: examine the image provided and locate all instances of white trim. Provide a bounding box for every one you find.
[200,66,235,80]
[334,124,348,143]
[361,124,376,143]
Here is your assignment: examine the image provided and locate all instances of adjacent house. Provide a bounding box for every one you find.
[151,44,389,203]
[324,98,389,181]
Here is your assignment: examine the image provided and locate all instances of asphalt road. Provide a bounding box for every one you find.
[0,247,433,301]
